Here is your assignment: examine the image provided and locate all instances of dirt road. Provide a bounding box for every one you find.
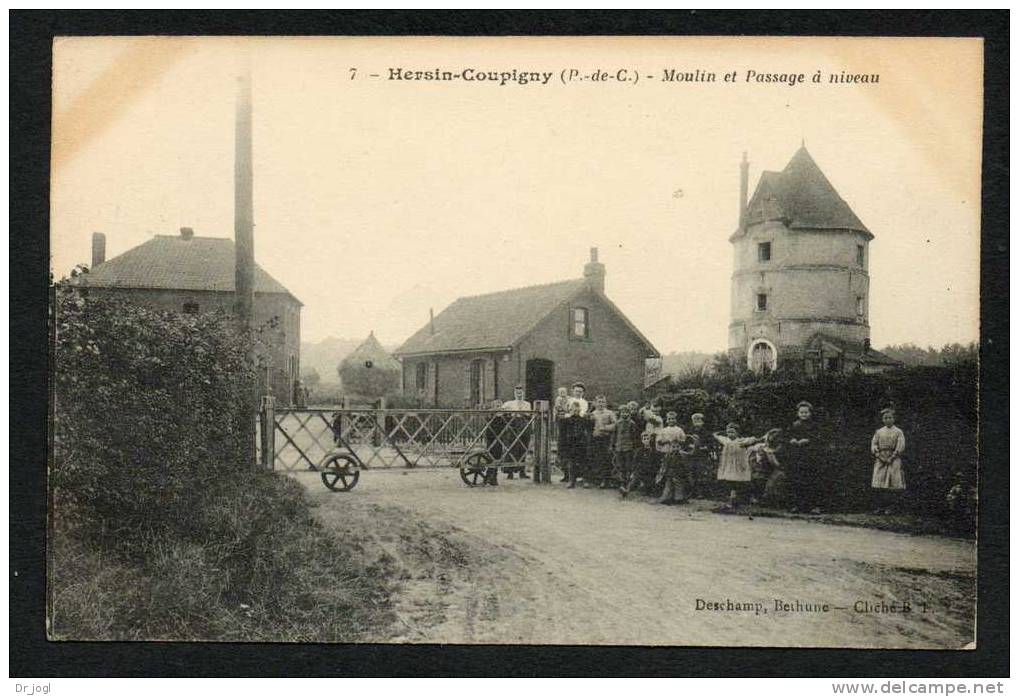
[293,468,976,648]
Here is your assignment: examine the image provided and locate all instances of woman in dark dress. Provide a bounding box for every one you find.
[787,400,827,513]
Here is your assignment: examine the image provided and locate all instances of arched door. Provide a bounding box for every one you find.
[749,340,777,374]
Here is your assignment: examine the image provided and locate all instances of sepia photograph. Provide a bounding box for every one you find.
[44,33,986,654]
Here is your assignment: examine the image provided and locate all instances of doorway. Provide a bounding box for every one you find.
[749,340,777,374]
[525,358,554,404]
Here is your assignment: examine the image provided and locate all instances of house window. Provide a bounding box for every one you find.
[415,363,427,392]
[856,244,865,266]
[432,363,440,405]
[183,302,199,314]
[856,295,865,317]
[756,293,768,312]
[825,355,843,373]
[469,359,485,407]
[571,307,590,339]
[758,241,772,262]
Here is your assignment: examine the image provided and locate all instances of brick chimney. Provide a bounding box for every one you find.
[180,226,194,240]
[583,247,606,294]
[91,232,106,268]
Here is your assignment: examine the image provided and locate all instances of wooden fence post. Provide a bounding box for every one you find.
[259,395,276,470]
[534,400,550,485]
[375,395,386,448]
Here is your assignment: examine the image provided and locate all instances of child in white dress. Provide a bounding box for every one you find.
[714,423,762,510]
[870,408,906,514]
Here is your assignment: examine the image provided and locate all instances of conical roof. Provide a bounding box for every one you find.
[741,146,871,238]
[339,332,401,373]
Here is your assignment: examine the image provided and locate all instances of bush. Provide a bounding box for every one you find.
[656,363,978,519]
[50,285,393,640]
[52,286,254,539]
[338,362,400,399]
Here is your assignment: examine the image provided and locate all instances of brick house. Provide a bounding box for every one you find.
[81,228,302,403]
[393,249,659,406]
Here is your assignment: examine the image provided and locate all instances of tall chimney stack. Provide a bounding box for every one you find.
[91,232,106,268]
[233,57,258,467]
[739,151,749,231]
[583,246,606,294]
[234,60,254,329]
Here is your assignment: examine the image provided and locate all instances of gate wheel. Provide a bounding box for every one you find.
[460,452,493,487]
[321,454,360,492]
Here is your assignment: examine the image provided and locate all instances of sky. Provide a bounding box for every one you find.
[51,37,983,352]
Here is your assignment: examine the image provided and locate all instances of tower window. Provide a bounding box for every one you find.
[756,293,768,312]
[758,242,772,262]
[856,295,865,317]
[856,244,865,266]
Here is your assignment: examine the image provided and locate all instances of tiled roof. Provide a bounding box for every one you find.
[742,146,871,237]
[859,347,903,366]
[810,333,902,366]
[84,235,298,301]
[340,332,401,373]
[394,279,589,356]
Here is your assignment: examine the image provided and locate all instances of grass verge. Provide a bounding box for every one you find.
[49,472,395,642]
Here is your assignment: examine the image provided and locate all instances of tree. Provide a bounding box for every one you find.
[301,367,321,390]
[338,361,400,398]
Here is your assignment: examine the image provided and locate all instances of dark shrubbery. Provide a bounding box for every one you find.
[657,361,978,523]
[338,362,401,400]
[53,287,253,537]
[50,286,392,640]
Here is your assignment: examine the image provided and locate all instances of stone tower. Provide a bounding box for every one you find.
[728,146,876,375]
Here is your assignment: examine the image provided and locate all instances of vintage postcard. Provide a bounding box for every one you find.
[49,36,982,649]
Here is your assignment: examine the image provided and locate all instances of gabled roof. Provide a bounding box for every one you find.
[394,278,658,357]
[340,332,401,373]
[738,146,871,239]
[83,234,299,303]
[395,279,587,356]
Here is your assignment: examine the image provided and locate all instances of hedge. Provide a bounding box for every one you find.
[656,362,978,518]
[52,286,255,538]
[50,284,393,640]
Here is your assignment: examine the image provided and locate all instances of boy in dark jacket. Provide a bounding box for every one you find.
[612,404,642,494]
[623,430,660,498]
[560,400,592,488]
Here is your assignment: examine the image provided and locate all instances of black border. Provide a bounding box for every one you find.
[11,10,1009,677]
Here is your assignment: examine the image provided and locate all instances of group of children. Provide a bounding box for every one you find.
[549,382,908,514]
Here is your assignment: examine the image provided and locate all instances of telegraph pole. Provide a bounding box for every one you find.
[234,57,257,465]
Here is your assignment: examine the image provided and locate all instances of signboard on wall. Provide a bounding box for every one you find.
[643,357,663,388]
